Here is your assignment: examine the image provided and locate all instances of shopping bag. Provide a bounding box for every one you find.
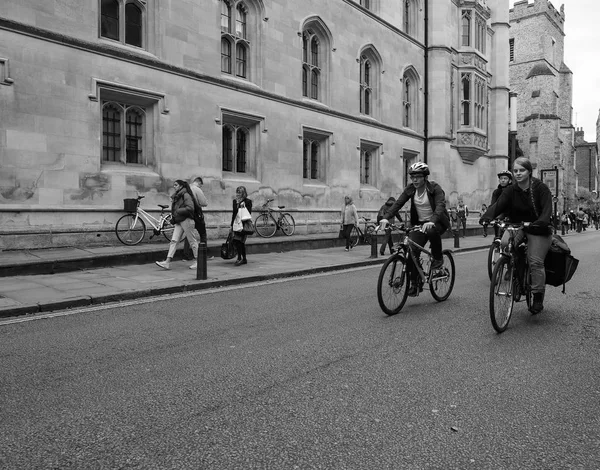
[239,205,252,222]
[233,211,243,232]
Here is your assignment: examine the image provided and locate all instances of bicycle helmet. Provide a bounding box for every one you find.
[497,170,513,180]
[408,162,430,176]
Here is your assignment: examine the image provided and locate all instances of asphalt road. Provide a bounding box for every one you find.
[1,232,599,469]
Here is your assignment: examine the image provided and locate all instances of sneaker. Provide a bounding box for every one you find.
[345,248,349,252]
[155,260,171,270]
[407,284,419,297]
[530,293,544,315]
[189,263,197,270]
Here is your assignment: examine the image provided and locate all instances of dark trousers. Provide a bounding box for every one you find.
[380,228,394,254]
[232,240,246,260]
[342,224,354,248]
[458,217,467,236]
[406,225,443,279]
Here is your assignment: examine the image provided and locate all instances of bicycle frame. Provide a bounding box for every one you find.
[132,207,169,231]
[498,223,530,297]
[396,231,436,284]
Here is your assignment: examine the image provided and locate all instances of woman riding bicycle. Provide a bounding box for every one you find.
[480,157,553,315]
[379,162,450,297]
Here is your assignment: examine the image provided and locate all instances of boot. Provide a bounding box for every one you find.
[530,293,544,315]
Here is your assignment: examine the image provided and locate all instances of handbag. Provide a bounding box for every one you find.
[220,232,237,260]
[242,218,255,235]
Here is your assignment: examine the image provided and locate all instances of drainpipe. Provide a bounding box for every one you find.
[423,0,429,164]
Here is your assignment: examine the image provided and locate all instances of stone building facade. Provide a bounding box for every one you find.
[509,0,575,212]
[0,0,510,250]
[574,128,598,194]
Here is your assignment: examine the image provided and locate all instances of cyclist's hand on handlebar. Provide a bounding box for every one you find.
[421,221,434,232]
[378,219,389,230]
[479,217,491,226]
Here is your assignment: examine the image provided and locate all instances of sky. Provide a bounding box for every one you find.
[509,0,600,141]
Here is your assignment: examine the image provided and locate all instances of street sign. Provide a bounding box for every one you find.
[540,168,558,196]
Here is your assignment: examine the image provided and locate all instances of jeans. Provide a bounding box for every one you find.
[167,218,198,259]
[502,229,552,294]
[406,224,443,279]
[342,224,354,248]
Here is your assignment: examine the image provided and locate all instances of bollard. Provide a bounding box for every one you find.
[453,229,460,249]
[370,231,378,258]
[196,242,207,280]
[561,224,565,235]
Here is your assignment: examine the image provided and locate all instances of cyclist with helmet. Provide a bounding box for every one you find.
[489,169,513,240]
[379,162,451,297]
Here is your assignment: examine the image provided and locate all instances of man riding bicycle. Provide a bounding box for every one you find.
[379,162,451,296]
[488,170,513,240]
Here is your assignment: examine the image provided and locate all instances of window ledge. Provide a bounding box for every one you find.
[222,174,261,185]
[301,97,329,110]
[100,163,159,176]
[303,180,328,188]
[359,185,379,192]
[221,74,259,89]
[98,37,155,58]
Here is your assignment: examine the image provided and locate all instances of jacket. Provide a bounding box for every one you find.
[483,177,552,234]
[377,197,401,223]
[341,203,359,225]
[384,180,450,233]
[171,189,195,224]
[491,184,507,205]
[231,198,253,227]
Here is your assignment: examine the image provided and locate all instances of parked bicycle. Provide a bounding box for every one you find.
[376,223,456,315]
[489,222,531,333]
[115,195,175,245]
[349,217,377,248]
[254,198,296,238]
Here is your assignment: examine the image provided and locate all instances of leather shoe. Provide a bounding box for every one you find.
[407,284,419,297]
[234,259,247,266]
[530,293,544,315]
[430,258,443,271]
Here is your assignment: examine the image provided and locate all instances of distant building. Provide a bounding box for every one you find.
[0,0,510,249]
[509,0,576,211]
[574,128,599,194]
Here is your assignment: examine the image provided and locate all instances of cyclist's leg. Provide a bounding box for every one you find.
[526,232,552,312]
[407,230,426,293]
[423,224,443,266]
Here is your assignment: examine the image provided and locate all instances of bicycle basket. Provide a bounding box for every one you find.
[123,198,138,212]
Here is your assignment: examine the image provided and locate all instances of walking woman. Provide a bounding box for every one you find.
[480,157,553,314]
[340,195,359,251]
[156,180,199,270]
[231,186,252,266]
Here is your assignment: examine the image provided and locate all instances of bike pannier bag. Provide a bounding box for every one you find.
[124,198,138,212]
[544,251,579,287]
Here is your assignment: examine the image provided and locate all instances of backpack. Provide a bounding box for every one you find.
[544,234,579,293]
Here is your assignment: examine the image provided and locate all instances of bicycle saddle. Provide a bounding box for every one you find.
[158,204,169,209]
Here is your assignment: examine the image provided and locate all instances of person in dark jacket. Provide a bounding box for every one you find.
[156,180,199,270]
[379,162,450,297]
[377,197,401,256]
[488,169,513,239]
[480,157,552,315]
[231,186,253,266]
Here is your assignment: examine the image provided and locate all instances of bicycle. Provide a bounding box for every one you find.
[115,195,175,245]
[254,199,296,238]
[349,217,377,248]
[376,223,456,315]
[485,220,505,280]
[489,222,532,333]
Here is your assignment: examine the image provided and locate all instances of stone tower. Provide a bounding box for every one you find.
[509,0,575,211]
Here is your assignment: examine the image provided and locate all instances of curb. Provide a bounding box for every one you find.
[0,244,489,319]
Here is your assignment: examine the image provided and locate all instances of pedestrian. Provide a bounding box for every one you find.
[560,210,569,234]
[480,203,488,237]
[231,186,252,266]
[480,156,553,315]
[456,199,469,237]
[576,207,585,232]
[377,197,401,255]
[340,195,359,251]
[582,211,589,231]
[155,180,199,270]
[379,162,450,297]
[190,176,208,243]
[569,210,576,231]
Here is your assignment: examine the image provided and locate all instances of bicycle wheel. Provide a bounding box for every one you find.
[349,226,360,247]
[161,214,175,242]
[429,250,456,302]
[115,214,146,245]
[363,225,376,246]
[489,256,514,333]
[255,213,277,238]
[377,254,409,315]
[487,241,502,280]
[280,213,295,236]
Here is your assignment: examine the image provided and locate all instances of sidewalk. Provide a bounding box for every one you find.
[0,233,490,318]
